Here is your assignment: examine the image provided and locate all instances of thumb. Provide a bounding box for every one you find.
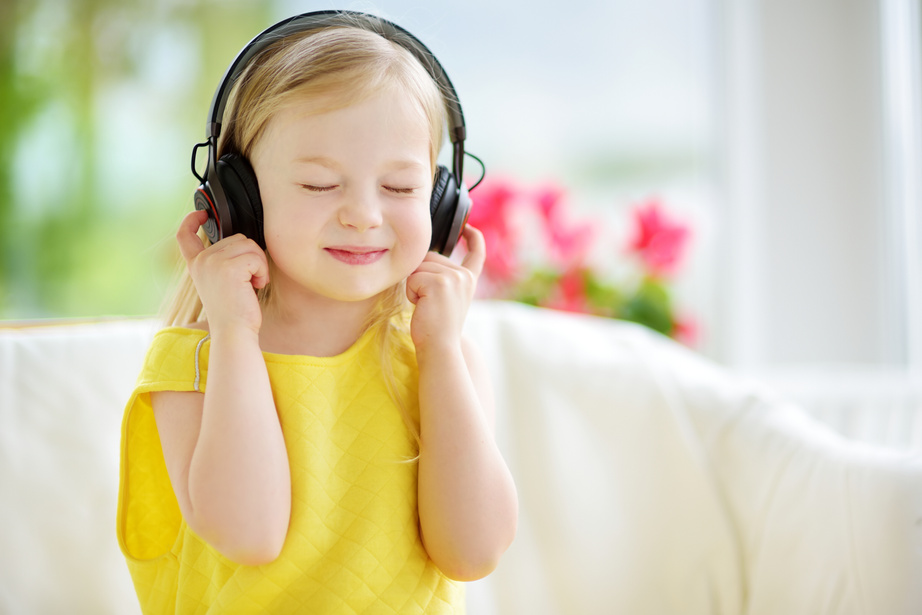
[177,210,209,264]
[406,273,421,305]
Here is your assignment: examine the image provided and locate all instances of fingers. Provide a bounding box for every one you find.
[406,279,421,305]
[249,255,270,290]
[407,255,477,304]
[177,210,268,290]
[409,224,485,299]
[209,237,269,288]
[460,224,486,278]
[177,210,209,264]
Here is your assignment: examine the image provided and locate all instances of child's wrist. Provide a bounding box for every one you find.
[414,336,463,365]
[208,323,261,348]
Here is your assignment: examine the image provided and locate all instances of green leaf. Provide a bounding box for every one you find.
[583,272,622,317]
[618,278,675,335]
[513,269,560,307]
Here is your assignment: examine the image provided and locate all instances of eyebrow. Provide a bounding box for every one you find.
[293,155,341,170]
[293,156,428,173]
[386,159,429,172]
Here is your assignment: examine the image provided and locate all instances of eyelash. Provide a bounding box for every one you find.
[384,186,416,195]
[300,185,416,195]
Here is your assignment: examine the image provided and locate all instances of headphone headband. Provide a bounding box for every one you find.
[206,10,467,147]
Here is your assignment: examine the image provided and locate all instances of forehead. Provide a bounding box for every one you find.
[254,86,432,163]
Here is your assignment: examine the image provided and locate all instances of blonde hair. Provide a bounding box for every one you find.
[162,20,450,445]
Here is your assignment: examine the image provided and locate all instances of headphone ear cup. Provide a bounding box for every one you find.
[429,165,471,256]
[215,153,266,250]
[429,165,458,254]
[193,183,223,246]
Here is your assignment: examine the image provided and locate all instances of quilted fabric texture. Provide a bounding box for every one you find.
[116,325,464,614]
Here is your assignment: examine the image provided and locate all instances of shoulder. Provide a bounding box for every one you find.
[134,324,211,392]
[147,324,210,360]
[144,327,209,404]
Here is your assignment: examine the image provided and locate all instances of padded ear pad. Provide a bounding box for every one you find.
[429,165,458,255]
[215,152,266,249]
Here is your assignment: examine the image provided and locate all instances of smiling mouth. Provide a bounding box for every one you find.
[324,247,388,265]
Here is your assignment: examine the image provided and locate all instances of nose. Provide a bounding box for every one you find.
[338,189,383,232]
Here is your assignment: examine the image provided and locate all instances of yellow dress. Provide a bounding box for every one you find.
[116,324,464,614]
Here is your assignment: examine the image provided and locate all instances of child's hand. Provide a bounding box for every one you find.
[406,224,485,351]
[177,210,269,336]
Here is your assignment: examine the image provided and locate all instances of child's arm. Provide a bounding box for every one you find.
[151,211,291,566]
[407,225,519,581]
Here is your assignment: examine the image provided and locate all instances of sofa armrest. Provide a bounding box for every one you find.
[0,319,156,614]
[464,302,922,615]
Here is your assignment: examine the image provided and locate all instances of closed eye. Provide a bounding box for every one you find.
[300,184,338,193]
[383,186,418,195]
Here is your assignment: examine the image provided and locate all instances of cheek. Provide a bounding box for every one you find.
[400,204,433,260]
[253,166,303,238]
[260,206,310,264]
[259,201,287,251]
[258,183,315,238]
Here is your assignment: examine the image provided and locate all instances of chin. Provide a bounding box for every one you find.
[326,284,402,305]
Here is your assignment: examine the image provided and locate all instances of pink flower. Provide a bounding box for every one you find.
[546,268,590,314]
[533,184,595,267]
[627,200,690,277]
[468,178,521,283]
[672,314,700,347]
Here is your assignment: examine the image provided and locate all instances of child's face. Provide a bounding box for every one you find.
[250,86,434,305]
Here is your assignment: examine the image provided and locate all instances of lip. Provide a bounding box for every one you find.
[324,246,388,265]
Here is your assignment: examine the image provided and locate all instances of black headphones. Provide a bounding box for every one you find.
[191,10,472,256]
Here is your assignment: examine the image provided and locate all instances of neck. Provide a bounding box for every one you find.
[258,289,379,357]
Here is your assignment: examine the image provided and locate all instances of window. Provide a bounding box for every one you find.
[714,0,922,369]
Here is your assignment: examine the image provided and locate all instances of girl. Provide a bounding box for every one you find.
[117,11,518,614]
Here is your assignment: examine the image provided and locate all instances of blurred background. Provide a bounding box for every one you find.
[2,0,921,375]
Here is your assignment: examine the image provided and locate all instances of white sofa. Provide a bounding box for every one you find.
[1,301,920,614]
